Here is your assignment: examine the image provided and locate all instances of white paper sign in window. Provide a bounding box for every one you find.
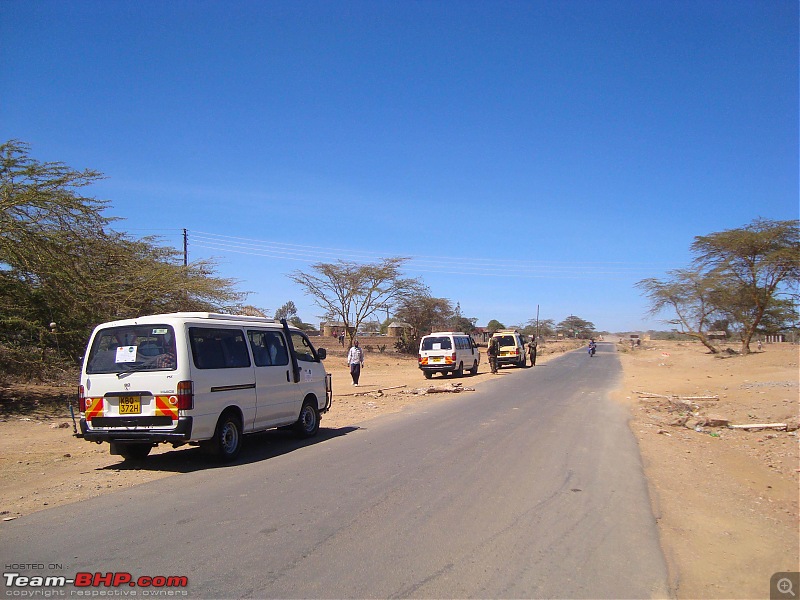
[115,345,138,363]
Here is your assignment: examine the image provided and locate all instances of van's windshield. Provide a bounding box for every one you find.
[421,336,452,351]
[86,325,177,374]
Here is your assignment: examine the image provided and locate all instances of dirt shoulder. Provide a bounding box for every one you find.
[1,339,797,598]
[614,340,799,599]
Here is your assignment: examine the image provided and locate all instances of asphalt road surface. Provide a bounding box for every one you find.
[2,342,669,598]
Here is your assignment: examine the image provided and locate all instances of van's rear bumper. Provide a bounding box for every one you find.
[79,416,193,443]
[419,365,456,374]
[497,355,521,365]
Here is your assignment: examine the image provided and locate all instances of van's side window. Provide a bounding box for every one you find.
[190,327,251,369]
[290,332,318,362]
[248,330,289,367]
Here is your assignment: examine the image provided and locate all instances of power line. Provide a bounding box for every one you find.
[187,230,669,280]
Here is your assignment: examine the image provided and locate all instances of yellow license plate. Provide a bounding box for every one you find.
[119,396,141,415]
[431,357,442,363]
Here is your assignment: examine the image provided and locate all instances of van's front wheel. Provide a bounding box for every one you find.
[294,400,320,438]
[212,412,242,461]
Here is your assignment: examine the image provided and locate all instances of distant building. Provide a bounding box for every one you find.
[320,321,354,337]
[472,327,490,343]
[387,322,413,338]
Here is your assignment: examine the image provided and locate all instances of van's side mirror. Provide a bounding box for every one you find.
[317,348,327,360]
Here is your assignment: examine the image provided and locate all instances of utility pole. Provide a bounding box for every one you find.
[183,229,188,266]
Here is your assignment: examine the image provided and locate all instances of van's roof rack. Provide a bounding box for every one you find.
[427,331,467,336]
[162,312,280,323]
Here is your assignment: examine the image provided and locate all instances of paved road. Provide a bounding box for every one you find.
[2,342,669,598]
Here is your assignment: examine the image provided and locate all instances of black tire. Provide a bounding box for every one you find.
[423,371,433,380]
[213,412,243,461]
[454,362,464,377]
[519,354,527,368]
[469,360,478,375]
[294,399,320,438]
[117,443,151,461]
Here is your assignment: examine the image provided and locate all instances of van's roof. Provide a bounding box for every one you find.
[93,312,284,328]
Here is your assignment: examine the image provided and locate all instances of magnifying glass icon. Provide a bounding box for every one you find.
[778,578,796,597]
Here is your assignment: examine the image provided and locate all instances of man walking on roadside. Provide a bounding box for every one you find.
[347,339,365,386]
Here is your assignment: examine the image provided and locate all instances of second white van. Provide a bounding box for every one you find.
[418,332,480,379]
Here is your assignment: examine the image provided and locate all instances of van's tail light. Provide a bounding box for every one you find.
[419,355,428,365]
[78,385,86,412]
[177,380,194,410]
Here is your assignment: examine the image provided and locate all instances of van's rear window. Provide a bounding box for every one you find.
[86,325,177,374]
[421,337,452,351]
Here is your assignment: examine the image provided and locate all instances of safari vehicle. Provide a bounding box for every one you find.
[78,313,332,461]
[491,330,527,368]
[418,332,480,379]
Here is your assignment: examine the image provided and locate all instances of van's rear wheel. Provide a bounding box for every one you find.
[454,362,464,377]
[213,412,242,461]
[469,360,478,375]
[423,371,433,380]
[294,399,320,438]
[117,443,151,461]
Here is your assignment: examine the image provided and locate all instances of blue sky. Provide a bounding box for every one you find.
[2,0,797,332]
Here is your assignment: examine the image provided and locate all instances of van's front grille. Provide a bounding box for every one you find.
[90,416,174,428]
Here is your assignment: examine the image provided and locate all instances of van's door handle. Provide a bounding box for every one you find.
[286,370,290,382]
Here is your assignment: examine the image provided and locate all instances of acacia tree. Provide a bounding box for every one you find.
[524,318,555,339]
[0,140,247,364]
[450,303,478,334]
[691,219,799,354]
[636,268,726,353]
[274,301,298,321]
[289,258,423,346]
[556,315,596,339]
[486,319,505,333]
[393,293,453,353]
[637,219,800,355]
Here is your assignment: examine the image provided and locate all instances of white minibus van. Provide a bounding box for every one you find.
[78,312,332,461]
[418,332,480,379]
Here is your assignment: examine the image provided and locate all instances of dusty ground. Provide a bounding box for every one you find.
[615,339,799,599]
[1,338,797,598]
